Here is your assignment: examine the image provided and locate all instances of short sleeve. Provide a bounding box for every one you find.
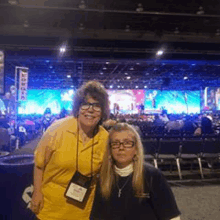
[34,128,58,169]
[150,170,181,220]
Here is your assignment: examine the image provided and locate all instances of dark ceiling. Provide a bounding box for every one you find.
[1,0,220,90]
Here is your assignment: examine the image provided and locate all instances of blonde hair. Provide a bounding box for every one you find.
[100,123,144,199]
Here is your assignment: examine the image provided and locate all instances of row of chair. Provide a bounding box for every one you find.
[143,137,220,180]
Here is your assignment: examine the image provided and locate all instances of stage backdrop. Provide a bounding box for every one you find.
[0,50,4,94]
[17,89,75,114]
[6,89,200,115]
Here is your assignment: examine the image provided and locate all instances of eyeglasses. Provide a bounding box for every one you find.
[80,102,102,112]
[110,141,135,149]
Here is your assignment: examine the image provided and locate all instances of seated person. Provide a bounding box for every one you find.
[90,123,181,220]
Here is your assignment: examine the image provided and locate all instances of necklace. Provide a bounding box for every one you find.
[116,175,132,198]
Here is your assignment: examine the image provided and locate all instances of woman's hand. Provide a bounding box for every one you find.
[30,191,44,214]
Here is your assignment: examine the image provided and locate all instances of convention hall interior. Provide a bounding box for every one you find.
[0,0,220,219]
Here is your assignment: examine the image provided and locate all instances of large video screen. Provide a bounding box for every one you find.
[144,90,200,114]
[201,87,220,111]
[0,50,4,94]
[108,89,200,114]
[18,89,75,114]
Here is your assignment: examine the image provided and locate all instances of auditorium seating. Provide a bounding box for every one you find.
[143,135,220,180]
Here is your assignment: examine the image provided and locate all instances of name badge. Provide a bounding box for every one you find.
[64,171,92,203]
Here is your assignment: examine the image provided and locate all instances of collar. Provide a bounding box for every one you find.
[114,163,134,177]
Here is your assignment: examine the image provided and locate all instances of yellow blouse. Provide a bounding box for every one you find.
[34,116,108,220]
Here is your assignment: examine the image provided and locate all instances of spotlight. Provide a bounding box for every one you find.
[67,75,71,78]
[8,0,17,5]
[216,29,220,36]
[124,72,128,75]
[135,86,139,88]
[23,20,29,28]
[136,3,144,12]
[110,85,113,89]
[79,23,85,30]
[184,76,188,80]
[174,27,180,34]
[196,6,204,15]
[100,72,103,75]
[144,85,147,88]
[103,67,107,70]
[79,0,86,9]
[156,50,164,56]
[125,25,130,32]
[106,61,110,64]
[60,47,66,53]
[118,85,120,88]
[126,76,131,79]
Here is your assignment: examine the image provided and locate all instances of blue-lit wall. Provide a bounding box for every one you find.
[144,90,200,114]
[18,89,75,114]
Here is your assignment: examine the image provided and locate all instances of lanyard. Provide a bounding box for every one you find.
[76,124,94,177]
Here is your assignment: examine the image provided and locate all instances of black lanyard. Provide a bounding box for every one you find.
[76,124,95,177]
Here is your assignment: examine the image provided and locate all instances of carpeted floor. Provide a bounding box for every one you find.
[171,181,220,220]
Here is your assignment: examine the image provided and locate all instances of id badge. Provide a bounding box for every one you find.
[64,171,92,203]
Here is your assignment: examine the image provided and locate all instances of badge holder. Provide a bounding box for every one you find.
[64,126,95,204]
[64,171,92,203]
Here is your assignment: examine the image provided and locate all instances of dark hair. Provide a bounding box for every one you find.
[72,81,109,123]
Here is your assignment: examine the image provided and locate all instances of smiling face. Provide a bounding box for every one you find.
[78,95,102,131]
[111,130,137,168]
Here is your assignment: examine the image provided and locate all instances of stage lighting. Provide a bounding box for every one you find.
[125,25,130,32]
[8,0,17,5]
[67,75,71,78]
[136,3,144,12]
[106,61,110,64]
[124,72,128,75]
[79,0,86,9]
[174,27,180,34]
[110,85,113,88]
[184,76,188,80]
[60,47,66,53]
[136,86,139,88]
[144,85,147,88]
[103,67,107,70]
[23,20,29,28]
[126,76,131,79]
[100,72,103,75]
[156,50,163,56]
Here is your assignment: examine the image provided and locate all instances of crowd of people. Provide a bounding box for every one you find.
[1,80,220,219]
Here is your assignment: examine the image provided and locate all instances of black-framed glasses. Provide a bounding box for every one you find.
[110,141,135,149]
[80,102,102,112]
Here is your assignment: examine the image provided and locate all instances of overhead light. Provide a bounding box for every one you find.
[71,85,74,88]
[156,50,164,56]
[103,67,107,70]
[126,76,131,79]
[136,86,139,88]
[67,75,71,78]
[125,25,130,32]
[122,86,124,88]
[184,76,188,80]
[216,29,220,36]
[136,3,144,12]
[124,72,128,75]
[106,61,110,64]
[23,20,29,28]
[100,72,103,75]
[8,0,17,5]
[130,67,134,70]
[110,85,113,89]
[60,47,66,53]
[49,66,53,69]
[79,0,86,9]
[196,6,204,15]
[79,23,85,30]
[144,85,147,88]
[174,27,180,34]
[118,85,120,88]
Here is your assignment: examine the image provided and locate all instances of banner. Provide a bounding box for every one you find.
[0,50,4,94]
[19,69,28,101]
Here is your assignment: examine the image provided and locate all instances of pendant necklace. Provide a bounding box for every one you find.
[116,175,132,198]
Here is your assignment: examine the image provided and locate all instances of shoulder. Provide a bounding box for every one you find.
[46,116,77,134]
[98,125,109,139]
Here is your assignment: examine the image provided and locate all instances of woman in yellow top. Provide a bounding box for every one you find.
[30,81,109,220]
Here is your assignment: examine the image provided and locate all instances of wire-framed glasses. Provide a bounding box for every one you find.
[80,102,102,112]
[110,141,135,149]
